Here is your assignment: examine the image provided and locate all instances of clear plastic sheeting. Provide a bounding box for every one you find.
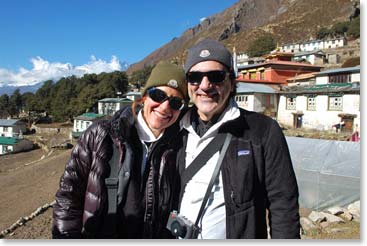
[286,136,360,211]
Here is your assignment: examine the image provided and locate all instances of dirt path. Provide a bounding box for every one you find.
[0,136,359,239]
[0,149,71,238]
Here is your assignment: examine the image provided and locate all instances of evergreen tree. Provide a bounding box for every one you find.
[129,65,154,89]
[9,89,22,117]
[316,27,331,39]
[35,80,54,114]
[0,94,10,118]
[246,33,276,57]
[347,16,360,38]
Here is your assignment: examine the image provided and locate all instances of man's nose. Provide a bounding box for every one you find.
[199,76,212,90]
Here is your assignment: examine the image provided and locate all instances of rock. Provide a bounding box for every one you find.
[324,227,351,234]
[320,221,330,228]
[308,211,327,223]
[324,213,345,223]
[347,201,360,219]
[347,201,360,212]
[300,217,317,231]
[327,206,344,216]
[340,211,353,221]
[309,211,344,224]
[352,214,360,223]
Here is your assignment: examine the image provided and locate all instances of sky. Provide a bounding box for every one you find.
[0,0,238,87]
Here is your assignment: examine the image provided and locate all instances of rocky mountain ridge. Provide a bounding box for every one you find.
[127,0,357,74]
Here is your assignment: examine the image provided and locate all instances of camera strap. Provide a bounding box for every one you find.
[180,133,227,194]
[194,133,232,227]
[103,142,120,237]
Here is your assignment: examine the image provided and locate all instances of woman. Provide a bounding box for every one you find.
[52,62,187,238]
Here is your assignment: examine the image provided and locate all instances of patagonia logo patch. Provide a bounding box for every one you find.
[238,150,250,156]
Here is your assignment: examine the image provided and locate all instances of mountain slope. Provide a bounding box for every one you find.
[127,0,356,74]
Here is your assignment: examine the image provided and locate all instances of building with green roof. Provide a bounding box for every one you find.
[98,97,134,116]
[277,66,360,132]
[0,136,33,155]
[72,112,105,138]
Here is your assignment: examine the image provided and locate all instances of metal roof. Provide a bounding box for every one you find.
[74,113,104,121]
[0,136,18,145]
[316,66,360,76]
[236,82,276,94]
[279,83,360,95]
[293,50,325,56]
[239,60,323,70]
[98,98,133,103]
[0,119,22,126]
[124,92,141,96]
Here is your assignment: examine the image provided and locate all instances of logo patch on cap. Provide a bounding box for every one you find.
[167,79,178,88]
[199,49,210,57]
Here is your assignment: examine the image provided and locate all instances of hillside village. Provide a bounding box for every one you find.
[0,37,361,237]
[0,34,361,155]
[0,3,361,240]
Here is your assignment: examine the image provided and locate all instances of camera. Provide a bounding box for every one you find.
[166,210,200,239]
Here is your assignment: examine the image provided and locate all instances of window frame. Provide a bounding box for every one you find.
[328,96,343,111]
[286,97,296,110]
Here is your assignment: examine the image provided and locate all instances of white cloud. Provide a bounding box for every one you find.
[0,56,124,87]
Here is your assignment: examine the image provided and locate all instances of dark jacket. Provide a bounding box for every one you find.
[176,108,300,239]
[52,107,180,238]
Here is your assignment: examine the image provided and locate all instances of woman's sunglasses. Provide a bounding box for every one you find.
[186,70,228,85]
[147,87,185,111]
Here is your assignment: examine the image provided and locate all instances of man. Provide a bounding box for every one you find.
[175,39,300,239]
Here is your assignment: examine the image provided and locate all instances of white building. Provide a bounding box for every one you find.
[124,91,142,101]
[292,50,326,65]
[72,112,104,138]
[0,119,27,138]
[0,137,33,155]
[280,37,347,53]
[235,82,278,118]
[277,66,360,132]
[98,98,134,116]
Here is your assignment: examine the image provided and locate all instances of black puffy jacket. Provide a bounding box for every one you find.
[52,106,180,238]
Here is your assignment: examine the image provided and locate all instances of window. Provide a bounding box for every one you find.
[328,96,343,111]
[260,71,265,80]
[2,145,10,153]
[329,74,351,83]
[307,96,316,111]
[250,72,256,79]
[262,95,274,108]
[235,95,248,104]
[286,97,296,110]
[3,127,8,132]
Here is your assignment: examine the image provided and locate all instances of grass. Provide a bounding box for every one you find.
[302,221,360,240]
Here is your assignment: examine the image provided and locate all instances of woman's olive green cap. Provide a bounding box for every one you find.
[142,61,188,100]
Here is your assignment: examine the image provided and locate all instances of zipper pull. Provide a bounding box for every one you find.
[230,190,235,203]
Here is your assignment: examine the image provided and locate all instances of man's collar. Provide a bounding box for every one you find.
[180,98,240,137]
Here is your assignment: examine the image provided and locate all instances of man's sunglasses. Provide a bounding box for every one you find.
[186,70,228,85]
[147,87,185,111]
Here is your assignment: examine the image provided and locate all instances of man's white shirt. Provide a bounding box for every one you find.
[179,99,240,239]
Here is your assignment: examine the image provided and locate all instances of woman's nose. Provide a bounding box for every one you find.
[159,99,171,110]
